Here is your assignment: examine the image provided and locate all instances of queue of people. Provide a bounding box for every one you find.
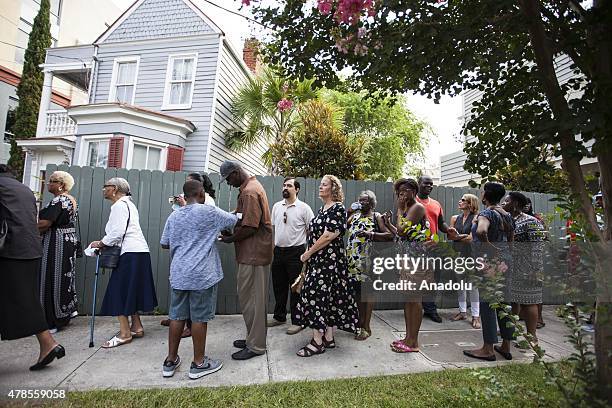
[0,160,564,376]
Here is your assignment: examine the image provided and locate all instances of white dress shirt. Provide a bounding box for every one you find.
[271,198,314,247]
[102,196,149,254]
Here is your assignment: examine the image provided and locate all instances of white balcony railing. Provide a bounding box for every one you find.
[44,110,76,137]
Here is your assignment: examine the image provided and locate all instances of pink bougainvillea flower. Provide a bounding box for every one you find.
[317,0,333,15]
[241,0,250,5]
[277,98,294,112]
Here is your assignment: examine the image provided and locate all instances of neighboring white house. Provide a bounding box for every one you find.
[17,0,267,193]
[440,55,599,187]
[1,0,123,167]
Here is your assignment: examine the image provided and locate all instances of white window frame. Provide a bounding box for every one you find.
[108,56,140,105]
[161,53,198,110]
[125,136,168,171]
[78,135,113,167]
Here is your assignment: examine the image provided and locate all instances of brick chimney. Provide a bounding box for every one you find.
[243,38,259,73]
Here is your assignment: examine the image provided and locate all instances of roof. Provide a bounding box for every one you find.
[95,0,223,44]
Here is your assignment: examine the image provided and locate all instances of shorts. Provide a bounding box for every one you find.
[169,284,218,323]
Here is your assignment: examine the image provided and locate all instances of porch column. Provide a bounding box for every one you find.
[36,70,53,137]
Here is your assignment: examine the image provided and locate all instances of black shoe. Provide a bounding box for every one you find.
[231,348,262,360]
[29,345,65,371]
[233,339,247,349]
[425,312,443,323]
[463,349,496,361]
[494,345,513,360]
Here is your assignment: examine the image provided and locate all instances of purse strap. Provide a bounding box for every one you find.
[119,200,131,248]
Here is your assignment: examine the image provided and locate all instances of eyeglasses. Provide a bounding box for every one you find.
[283,211,287,224]
[103,184,116,189]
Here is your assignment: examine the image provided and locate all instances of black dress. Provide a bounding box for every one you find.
[295,203,358,333]
[39,195,79,330]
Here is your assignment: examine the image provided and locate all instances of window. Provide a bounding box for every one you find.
[132,144,161,170]
[162,54,197,109]
[87,141,109,167]
[109,57,139,104]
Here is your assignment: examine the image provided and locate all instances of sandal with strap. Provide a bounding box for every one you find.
[102,335,132,348]
[297,339,325,357]
[471,317,481,329]
[451,312,467,321]
[322,336,336,349]
[391,341,420,353]
[131,331,144,338]
[355,329,371,341]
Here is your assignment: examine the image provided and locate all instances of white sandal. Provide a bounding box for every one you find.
[101,335,132,348]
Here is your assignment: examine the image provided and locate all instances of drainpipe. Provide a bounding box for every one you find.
[88,44,99,104]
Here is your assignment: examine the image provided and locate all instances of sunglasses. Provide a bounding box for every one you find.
[460,198,467,202]
[103,184,116,189]
[283,211,287,224]
[49,179,61,183]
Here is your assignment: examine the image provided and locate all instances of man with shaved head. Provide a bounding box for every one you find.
[160,180,238,380]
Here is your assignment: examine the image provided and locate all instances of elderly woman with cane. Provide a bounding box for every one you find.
[89,177,157,348]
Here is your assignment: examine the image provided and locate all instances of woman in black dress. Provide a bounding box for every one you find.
[0,164,65,371]
[37,171,79,332]
[295,175,358,357]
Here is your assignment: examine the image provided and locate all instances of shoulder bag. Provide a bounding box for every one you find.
[99,201,131,269]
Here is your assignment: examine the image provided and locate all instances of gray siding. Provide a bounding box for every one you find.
[93,35,220,171]
[207,43,268,176]
[104,0,214,43]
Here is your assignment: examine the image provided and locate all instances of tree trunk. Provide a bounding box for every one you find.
[517,0,601,237]
[518,0,611,401]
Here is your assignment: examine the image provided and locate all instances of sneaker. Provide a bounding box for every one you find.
[162,355,181,378]
[189,357,223,379]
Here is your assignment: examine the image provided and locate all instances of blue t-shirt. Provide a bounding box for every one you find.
[160,204,237,290]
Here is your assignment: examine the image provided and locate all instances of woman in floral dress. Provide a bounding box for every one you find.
[295,175,358,357]
[37,171,79,332]
[346,190,393,340]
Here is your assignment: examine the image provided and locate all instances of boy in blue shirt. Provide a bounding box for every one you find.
[160,180,237,380]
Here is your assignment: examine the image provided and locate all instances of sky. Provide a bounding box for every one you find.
[110,0,464,168]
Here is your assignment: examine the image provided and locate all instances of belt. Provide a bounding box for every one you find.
[274,244,305,251]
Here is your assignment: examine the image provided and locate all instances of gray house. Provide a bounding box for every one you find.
[18,0,267,193]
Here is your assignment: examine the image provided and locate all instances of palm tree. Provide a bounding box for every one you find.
[226,67,318,173]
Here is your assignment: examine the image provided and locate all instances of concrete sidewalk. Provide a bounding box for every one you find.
[0,307,574,393]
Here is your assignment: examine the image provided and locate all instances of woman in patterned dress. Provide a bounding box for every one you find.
[295,175,358,357]
[346,190,393,340]
[503,192,548,347]
[37,171,79,332]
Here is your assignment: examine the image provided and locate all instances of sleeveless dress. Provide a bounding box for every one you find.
[295,203,358,333]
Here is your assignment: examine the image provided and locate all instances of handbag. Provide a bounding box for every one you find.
[291,261,308,294]
[64,194,83,258]
[98,202,131,269]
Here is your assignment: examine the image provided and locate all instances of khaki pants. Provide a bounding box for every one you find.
[237,263,270,354]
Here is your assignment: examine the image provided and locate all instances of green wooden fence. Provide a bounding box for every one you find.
[43,164,563,315]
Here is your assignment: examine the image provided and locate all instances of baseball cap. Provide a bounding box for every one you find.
[219,160,241,180]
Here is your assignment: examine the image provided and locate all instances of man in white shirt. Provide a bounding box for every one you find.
[268,177,314,335]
